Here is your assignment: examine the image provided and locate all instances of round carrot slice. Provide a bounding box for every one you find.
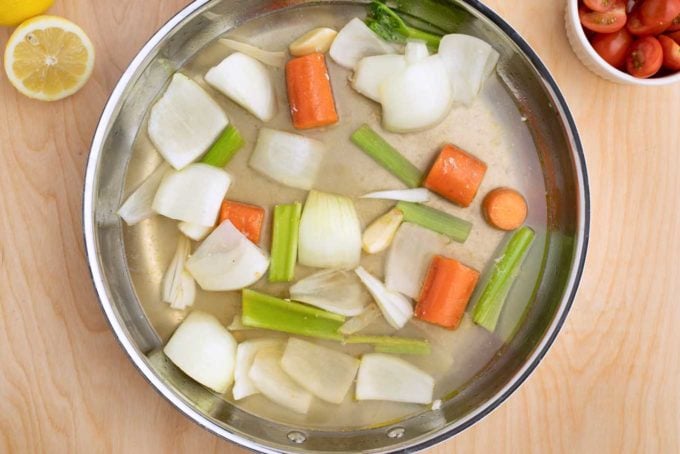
[482,188,528,231]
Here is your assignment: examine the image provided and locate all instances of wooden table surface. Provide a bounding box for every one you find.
[1,0,679,452]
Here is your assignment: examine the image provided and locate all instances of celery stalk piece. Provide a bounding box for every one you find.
[396,201,471,243]
[393,11,447,36]
[241,289,345,340]
[472,227,536,332]
[200,124,245,168]
[351,124,423,188]
[269,202,302,282]
[365,2,442,49]
[393,0,467,34]
[345,335,431,355]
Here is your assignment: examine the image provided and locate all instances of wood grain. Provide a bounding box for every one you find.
[0,0,678,452]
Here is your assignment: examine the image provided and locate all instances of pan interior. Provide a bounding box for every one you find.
[89,1,585,451]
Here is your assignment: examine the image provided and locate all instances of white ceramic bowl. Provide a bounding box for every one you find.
[565,0,680,85]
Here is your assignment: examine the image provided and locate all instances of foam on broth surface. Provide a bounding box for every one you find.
[122,4,547,430]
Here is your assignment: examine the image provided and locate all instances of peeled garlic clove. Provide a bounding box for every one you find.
[362,208,404,254]
[289,27,338,57]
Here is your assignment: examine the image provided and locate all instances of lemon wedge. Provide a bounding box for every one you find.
[4,15,95,101]
[0,0,53,26]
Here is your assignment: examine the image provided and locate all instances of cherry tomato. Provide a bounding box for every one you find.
[668,13,680,31]
[640,0,680,29]
[584,0,619,12]
[591,28,635,68]
[580,1,628,33]
[658,34,680,69]
[628,5,670,34]
[668,30,680,42]
[626,35,664,76]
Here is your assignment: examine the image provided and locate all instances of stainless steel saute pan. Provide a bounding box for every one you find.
[83,1,589,452]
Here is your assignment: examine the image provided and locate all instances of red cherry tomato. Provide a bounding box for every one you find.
[580,1,628,33]
[591,28,635,68]
[668,30,680,42]
[668,12,680,31]
[626,36,664,77]
[628,5,670,34]
[640,0,680,29]
[584,0,619,12]
[658,34,680,69]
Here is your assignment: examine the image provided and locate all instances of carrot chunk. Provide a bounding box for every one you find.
[482,187,528,231]
[218,200,265,243]
[286,53,339,129]
[415,255,480,330]
[423,144,487,207]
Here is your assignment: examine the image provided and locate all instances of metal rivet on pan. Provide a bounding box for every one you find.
[387,427,405,439]
[287,431,307,444]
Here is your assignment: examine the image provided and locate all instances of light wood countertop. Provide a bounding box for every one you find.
[1,0,678,452]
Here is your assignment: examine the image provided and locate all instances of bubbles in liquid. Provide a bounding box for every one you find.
[387,427,405,439]
[287,431,307,444]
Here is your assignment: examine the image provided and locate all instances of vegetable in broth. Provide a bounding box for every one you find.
[119,2,544,429]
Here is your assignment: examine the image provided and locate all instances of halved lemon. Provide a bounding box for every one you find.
[4,15,95,101]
